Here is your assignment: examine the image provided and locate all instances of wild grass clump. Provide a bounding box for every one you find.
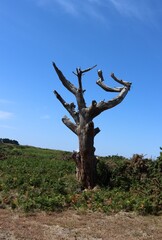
[0,143,161,215]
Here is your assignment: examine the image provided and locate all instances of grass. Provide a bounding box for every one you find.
[0,143,162,215]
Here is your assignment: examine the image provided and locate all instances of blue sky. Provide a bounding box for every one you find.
[0,0,162,158]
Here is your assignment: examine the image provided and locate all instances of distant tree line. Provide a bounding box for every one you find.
[0,138,19,145]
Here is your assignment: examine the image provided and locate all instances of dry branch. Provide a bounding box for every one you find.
[52,62,77,95]
[62,116,78,135]
[111,73,132,89]
[54,90,79,124]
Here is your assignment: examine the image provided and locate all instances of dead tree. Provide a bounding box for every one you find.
[53,62,132,189]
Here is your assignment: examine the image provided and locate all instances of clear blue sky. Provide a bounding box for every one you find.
[0,0,162,158]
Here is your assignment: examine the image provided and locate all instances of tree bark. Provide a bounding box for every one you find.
[77,120,97,188]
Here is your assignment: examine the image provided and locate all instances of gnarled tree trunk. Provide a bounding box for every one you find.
[78,120,97,188]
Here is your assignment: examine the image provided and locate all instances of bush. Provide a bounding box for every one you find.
[0,138,19,145]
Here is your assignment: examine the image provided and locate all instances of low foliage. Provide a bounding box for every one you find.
[0,138,19,145]
[0,144,161,215]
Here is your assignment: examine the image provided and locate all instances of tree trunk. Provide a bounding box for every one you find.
[77,121,97,189]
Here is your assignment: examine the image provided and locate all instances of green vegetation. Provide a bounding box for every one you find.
[0,138,19,145]
[0,143,161,215]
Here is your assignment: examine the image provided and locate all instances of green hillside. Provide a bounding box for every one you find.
[0,143,161,215]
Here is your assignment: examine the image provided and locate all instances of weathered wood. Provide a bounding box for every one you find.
[89,87,130,119]
[111,73,132,89]
[96,80,124,92]
[62,116,78,135]
[54,90,79,124]
[52,62,77,95]
[53,63,132,189]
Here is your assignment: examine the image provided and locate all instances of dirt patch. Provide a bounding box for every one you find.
[0,209,162,240]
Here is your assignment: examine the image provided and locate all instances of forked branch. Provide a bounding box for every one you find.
[54,90,79,124]
[89,86,130,119]
[88,70,131,119]
[97,70,131,92]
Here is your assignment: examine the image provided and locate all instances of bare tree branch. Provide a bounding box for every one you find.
[52,62,77,95]
[73,65,97,76]
[94,127,100,136]
[89,86,130,119]
[81,64,97,74]
[97,69,104,82]
[73,67,87,109]
[99,86,129,113]
[111,73,132,89]
[97,70,130,92]
[76,90,87,110]
[62,116,78,135]
[54,90,79,124]
[71,65,97,111]
[96,80,124,92]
